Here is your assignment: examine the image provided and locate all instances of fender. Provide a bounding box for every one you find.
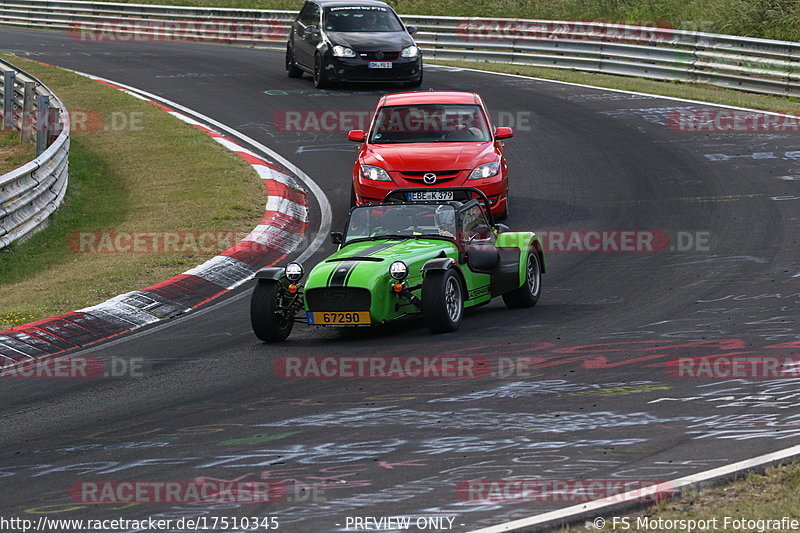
[254,267,286,281]
[421,257,459,272]
[530,235,547,274]
[421,257,467,295]
[496,231,547,273]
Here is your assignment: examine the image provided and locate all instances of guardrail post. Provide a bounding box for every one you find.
[35,93,50,156]
[21,81,35,143]
[3,70,15,131]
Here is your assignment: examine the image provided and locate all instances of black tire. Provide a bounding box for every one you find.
[350,183,357,208]
[313,54,331,89]
[250,279,295,342]
[502,249,542,308]
[286,46,303,78]
[422,269,464,333]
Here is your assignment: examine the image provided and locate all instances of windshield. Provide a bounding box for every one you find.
[324,6,404,32]
[369,104,492,144]
[344,204,458,244]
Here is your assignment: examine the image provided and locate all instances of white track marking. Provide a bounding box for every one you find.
[72,70,331,264]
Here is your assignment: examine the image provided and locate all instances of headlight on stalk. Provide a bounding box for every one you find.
[332,45,356,58]
[401,45,419,58]
[360,165,392,181]
[285,262,304,282]
[468,162,501,180]
[390,261,408,280]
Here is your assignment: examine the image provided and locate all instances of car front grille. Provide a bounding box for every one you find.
[358,51,400,61]
[305,287,372,311]
[398,170,463,184]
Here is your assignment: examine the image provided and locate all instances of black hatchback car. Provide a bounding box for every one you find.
[285,0,423,88]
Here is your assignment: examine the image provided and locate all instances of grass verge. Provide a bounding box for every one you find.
[430,60,800,113]
[89,0,800,42]
[0,54,266,330]
[0,130,35,175]
[559,462,800,532]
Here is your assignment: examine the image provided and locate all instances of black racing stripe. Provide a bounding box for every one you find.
[326,265,337,286]
[359,241,400,256]
[330,261,359,287]
[344,264,359,286]
[327,242,399,287]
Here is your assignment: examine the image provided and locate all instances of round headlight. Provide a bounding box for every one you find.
[285,262,304,282]
[401,45,420,58]
[390,261,408,281]
[333,45,356,58]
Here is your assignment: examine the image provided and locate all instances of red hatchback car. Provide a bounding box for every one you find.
[347,91,513,218]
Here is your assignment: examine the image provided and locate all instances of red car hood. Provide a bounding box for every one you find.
[363,142,495,172]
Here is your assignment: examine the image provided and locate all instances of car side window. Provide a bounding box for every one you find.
[299,2,320,26]
[461,205,495,244]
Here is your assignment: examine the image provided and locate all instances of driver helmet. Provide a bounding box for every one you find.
[435,205,456,236]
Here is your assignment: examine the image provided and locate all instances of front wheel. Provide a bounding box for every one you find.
[313,54,331,89]
[286,46,303,78]
[422,269,464,333]
[502,249,542,308]
[251,279,295,342]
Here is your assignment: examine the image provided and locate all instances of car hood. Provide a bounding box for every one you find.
[362,142,496,172]
[305,238,456,289]
[325,31,414,51]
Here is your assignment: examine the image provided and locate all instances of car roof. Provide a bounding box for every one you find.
[313,0,393,8]
[378,91,483,107]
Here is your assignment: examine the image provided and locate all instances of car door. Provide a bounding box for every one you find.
[294,2,322,69]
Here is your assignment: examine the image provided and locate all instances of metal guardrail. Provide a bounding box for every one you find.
[0,58,70,250]
[1,1,798,98]
[2,1,800,97]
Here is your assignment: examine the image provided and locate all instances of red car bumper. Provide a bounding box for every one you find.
[354,172,508,216]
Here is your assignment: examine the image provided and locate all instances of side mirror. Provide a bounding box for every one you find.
[304,25,319,37]
[494,223,510,233]
[494,127,514,139]
[407,26,418,35]
[347,129,366,142]
[330,232,343,245]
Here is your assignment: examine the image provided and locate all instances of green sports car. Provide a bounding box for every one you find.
[250,188,545,341]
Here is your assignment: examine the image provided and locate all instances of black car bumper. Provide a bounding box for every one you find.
[323,55,422,82]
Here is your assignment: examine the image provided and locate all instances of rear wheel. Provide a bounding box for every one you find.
[286,46,303,78]
[422,269,464,333]
[313,54,331,89]
[251,279,295,342]
[502,249,542,308]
